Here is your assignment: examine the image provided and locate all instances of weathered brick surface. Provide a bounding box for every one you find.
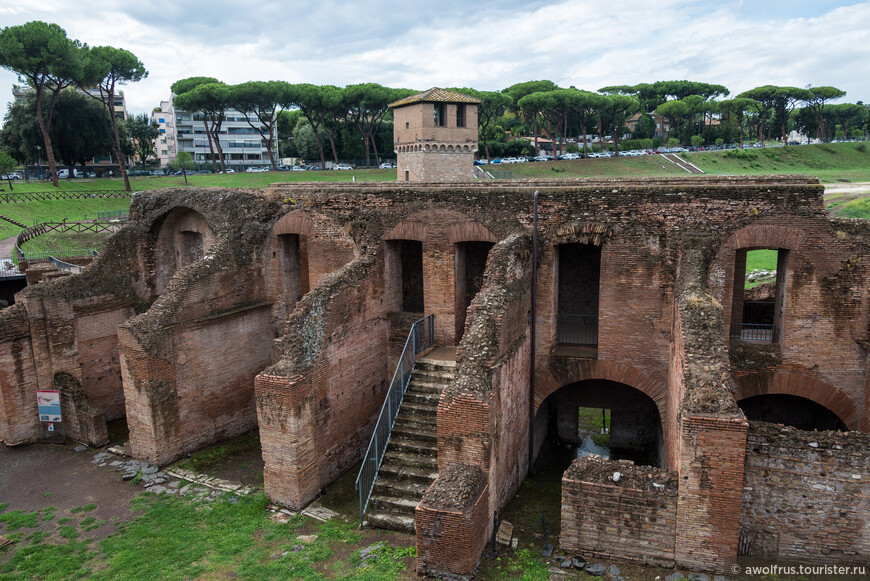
[741,422,870,563]
[675,415,748,573]
[416,464,489,578]
[561,457,678,567]
[0,304,40,444]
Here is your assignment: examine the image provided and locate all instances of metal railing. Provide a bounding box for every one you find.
[556,313,599,346]
[731,323,777,342]
[48,256,85,274]
[19,249,97,262]
[355,314,434,527]
[0,190,134,203]
[97,209,129,221]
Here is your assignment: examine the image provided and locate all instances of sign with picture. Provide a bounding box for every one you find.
[36,390,62,422]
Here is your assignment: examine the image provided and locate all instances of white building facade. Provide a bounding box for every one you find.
[152,96,276,170]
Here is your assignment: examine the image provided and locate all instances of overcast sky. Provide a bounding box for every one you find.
[1,0,869,122]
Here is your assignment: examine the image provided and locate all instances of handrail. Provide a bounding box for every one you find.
[48,256,85,274]
[355,314,434,527]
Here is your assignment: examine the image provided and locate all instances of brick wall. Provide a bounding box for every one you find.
[741,422,870,563]
[74,307,134,421]
[416,464,489,578]
[675,415,748,573]
[397,150,475,183]
[0,304,40,444]
[561,456,678,567]
[256,254,391,509]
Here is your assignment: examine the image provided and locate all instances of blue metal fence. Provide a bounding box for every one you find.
[355,314,434,527]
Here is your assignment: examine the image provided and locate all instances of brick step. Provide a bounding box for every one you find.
[393,415,437,432]
[414,359,457,373]
[406,377,450,392]
[382,450,438,471]
[365,511,415,534]
[403,391,442,406]
[398,401,439,417]
[378,462,438,485]
[369,493,420,516]
[410,368,455,382]
[386,437,436,457]
[390,424,436,444]
[373,476,431,499]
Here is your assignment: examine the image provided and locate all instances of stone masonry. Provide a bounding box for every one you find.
[1,177,869,577]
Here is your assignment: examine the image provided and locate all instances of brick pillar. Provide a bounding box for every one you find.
[416,464,489,578]
[254,373,319,510]
[675,414,748,573]
[118,328,181,464]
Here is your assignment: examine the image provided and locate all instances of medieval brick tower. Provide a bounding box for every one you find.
[389,88,480,182]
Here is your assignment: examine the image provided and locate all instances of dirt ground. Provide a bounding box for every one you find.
[0,441,142,543]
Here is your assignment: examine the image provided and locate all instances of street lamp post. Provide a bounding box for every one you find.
[35,145,42,180]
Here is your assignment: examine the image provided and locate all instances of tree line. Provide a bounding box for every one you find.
[2,20,869,187]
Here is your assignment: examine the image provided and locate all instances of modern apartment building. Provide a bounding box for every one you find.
[152,95,276,170]
[12,85,127,119]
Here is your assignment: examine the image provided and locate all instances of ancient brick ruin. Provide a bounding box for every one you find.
[1,177,869,576]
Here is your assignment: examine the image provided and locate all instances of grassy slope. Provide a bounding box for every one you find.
[505,142,870,183]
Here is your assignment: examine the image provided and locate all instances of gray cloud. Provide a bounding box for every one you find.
[1,0,868,122]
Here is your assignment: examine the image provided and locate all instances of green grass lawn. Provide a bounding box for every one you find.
[687,142,870,183]
[504,142,870,183]
[0,492,418,581]
[1,167,397,195]
[0,198,132,241]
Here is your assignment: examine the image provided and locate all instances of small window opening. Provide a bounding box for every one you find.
[731,249,787,342]
[434,103,446,127]
[456,104,465,128]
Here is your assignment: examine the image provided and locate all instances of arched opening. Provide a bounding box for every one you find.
[533,379,663,474]
[738,394,847,431]
[454,241,494,341]
[150,207,214,297]
[386,239,424,313]
[556,243,601,348]
[730,248,789,342]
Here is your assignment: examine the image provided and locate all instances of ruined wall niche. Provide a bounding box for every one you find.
[149,207,215,297]
[383,221,428,314]
[263,211,314,334]
[729,248,789,344]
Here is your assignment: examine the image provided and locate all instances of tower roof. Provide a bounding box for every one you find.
[389,87,481,109]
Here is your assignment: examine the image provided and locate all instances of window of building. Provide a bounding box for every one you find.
[456,104,465,128]
[159,129,165,134]
[161,149,167,155]
[730,248,788,343]
[434,103,446,127]
[158,118,165,124]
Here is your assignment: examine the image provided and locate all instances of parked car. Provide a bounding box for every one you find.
[332,164,353,170]
[224,168,235,173]
[379,162,396,169]
[473,159,488,165]
[291,166,306,171]
[1,173,22,180]
[245,167,263,173]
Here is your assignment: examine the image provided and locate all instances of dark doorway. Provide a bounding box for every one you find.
[557,243,601,346]
[739,394,847,431]
[278,233,309,302]
[454,241,494,341]
[533,379,662,472]
[397,240,424,313]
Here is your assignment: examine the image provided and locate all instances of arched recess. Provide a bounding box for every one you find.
[263,211,315,334]
[384,221,428,314]
[448,222,499,342]
[536,359,671,466]
[150,207,214,297]
[732,371,859,430]
[715,224,806,342]
[738,394,847,431]
[533,378,664,469]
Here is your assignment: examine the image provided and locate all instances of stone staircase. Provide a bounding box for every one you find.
[365,355,456,533]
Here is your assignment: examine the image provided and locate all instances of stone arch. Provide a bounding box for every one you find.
[273,210,314,237]
[719,224,807,254]
[546,221,612,246]
[383,220,429,242]
[732,371,859,430]
[150,206,215,296]
[447,222,498,245]
[536,359,667,419]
